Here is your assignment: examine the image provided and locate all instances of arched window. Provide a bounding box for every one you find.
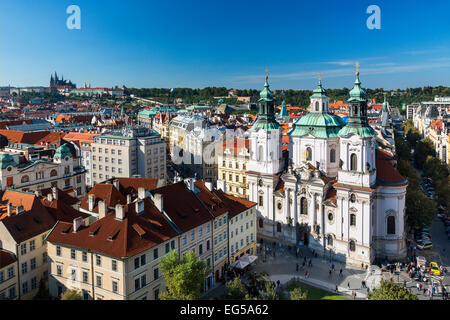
[350,153,357,171]
[258,218,264,229]
[327,234,333,246]
[330,149,336,163]
[350,194,356,203]
[306,147,312,161]
[315,101,319,111]
[387,216,395,235]
[50,169,58,177]
[349,240,356,252]
[350,214,356,226]
[353,106,358,116]
[21,175,29,183]
[300,197,308,215]
[277,222,281,233]
[258,145,263,161]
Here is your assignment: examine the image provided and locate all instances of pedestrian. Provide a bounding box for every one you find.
[361,281,364,289]
[304,256,307,263]
[302,261,305,269]
[423,288,426,295]
[305,270,309,279]
[308,259,312,267]
[416,283,420,291]
[296,263,299,272]
[361,262,364,269]
[277,280,280,287]
[339,268,343,277]
[347,282,350,289]
[335,285,338,292]
[331,263,335,272]
[352,290,356,300]
[329,269,332,277]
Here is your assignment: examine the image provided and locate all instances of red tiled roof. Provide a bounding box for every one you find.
[80,184,126,213]
[194,181,228,218]
[0,249,16,269]
[375,149,408,187]
[0,190,56,243]
[151,181,212,233]
[213,189,256,218]
[46,198,179,258]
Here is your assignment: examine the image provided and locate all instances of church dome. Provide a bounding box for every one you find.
[0,153,16,169]
[54,143,73,160]
[288,112,345,138]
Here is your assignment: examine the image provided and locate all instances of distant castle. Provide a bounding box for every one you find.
[49,72,76,90]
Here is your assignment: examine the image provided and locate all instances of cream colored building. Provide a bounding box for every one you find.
[46,198,179,300]
[0,143,86,197]
[217,138,250,199]
[0,249,18,300]
[90,126,166,185]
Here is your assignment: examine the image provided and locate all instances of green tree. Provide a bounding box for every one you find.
[262,281,278,300]
[224,277,248,299]
[33,279,52,300]
[61,290,82,300]
[405,185,437,228]
[289,287,308,300]
[414,138,436,169]
[368,279,418,300]
[159,250,210,300]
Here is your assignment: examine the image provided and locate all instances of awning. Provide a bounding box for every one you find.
[231,255,258,269]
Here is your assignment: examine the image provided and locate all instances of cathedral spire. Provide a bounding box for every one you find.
[381,92,390,128]
[252,69,280,131]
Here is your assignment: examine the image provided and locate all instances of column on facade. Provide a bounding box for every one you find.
[285,188,291,221]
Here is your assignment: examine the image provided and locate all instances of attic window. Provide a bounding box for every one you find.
[107,230,120,241]
[132,223,146,238]
[14,224,24,231]
[89,226,101,236]
[194,208,200,213]
[33,216,42,224]
[62,225,72,234]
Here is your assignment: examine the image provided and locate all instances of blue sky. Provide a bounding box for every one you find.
[1,0,450,89]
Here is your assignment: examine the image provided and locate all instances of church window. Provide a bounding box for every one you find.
[330,149,336,163]
[327,235,333,246]
[277,202,282,210]
[21,175,29,183]
[350,153,357,171]
[350,214,356,226]
[387,216,395,235]
[350,194,356,203]
[328,212,333,222]
[305,147,312,161]
[276,223,281,233]
[50,169,57,177]
[258,145,263,161]
[353,106,358,116]
[349,240,356,252]
[258,218,264,229]
[258,196,264,207]
[258,179,263,187]
[315,101,319,112]
[300,198,308,215]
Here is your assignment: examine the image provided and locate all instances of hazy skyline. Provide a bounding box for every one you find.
[1,0,450,90]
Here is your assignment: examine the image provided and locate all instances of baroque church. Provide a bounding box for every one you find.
[246,68,408,266]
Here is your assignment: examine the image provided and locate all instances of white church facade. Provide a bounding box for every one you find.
[244,70,408,266]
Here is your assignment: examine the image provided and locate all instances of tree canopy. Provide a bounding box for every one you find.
[159,250,210,300]
[368,279,418,300]
[61,289,82,300]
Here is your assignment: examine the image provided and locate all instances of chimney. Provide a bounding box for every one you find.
[52,187,58,200]
[98,200,107,219]
[138,187,146,200]
[156,179,166,188]
[88,194,95,211]
[113,179,120,190]
[73,217,84,233]
[217,180,226,193]
[7,203,12,217]
[16,205,24,215]
[135,200,144,215]
[127,194,132,204]
[115,204,125,220]
[205,181,213,192]
[154,193,164,212]
[47,193,54,202]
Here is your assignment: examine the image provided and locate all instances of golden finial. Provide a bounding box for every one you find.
[356,61,360,76]
[265,67,268,81]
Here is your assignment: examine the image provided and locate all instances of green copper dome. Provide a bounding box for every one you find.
[0,153,16,169]
[288,112,345,138]
[348,72,366,102]
[54,143,73,160]
[259,75,274,102]
[311,79,327,99]
[337,125,376,138]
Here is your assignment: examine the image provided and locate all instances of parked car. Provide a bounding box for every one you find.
[416,240,433,250]
[429,262,441,276]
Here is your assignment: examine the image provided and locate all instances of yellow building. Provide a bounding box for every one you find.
[46,198,179,300]
[217,138,250,199]
[0,249,18,300]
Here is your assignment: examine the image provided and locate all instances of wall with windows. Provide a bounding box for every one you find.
[229,206,257,262]
[0,251,18,300]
